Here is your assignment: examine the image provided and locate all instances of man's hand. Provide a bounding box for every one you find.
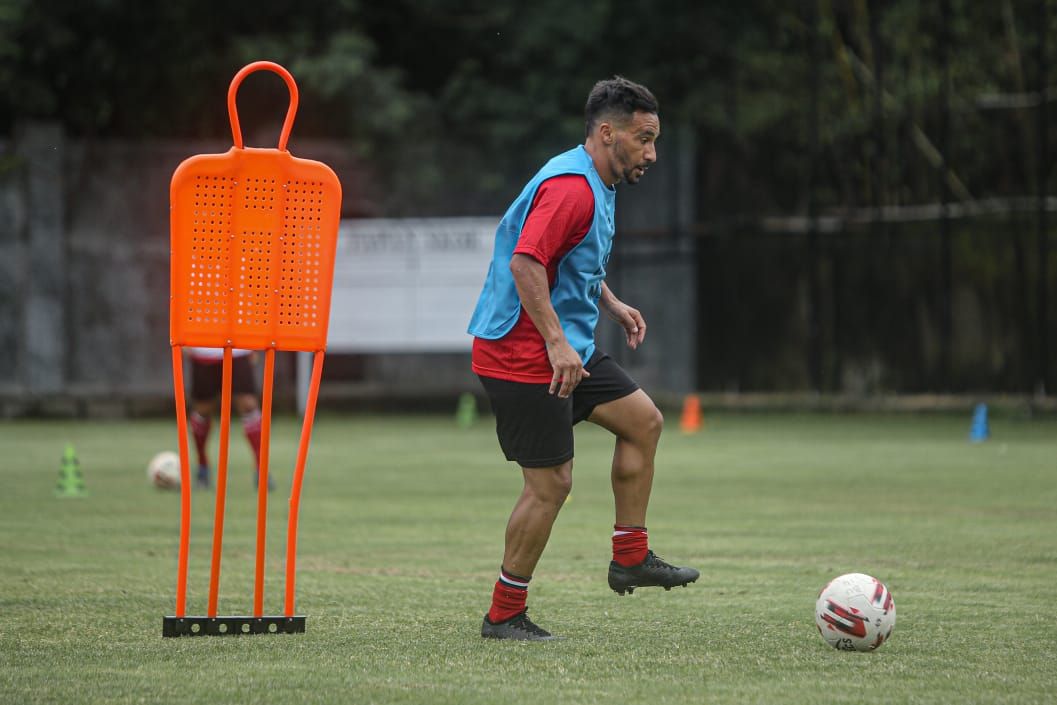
[546,338,590,398]
[602,294,647,350]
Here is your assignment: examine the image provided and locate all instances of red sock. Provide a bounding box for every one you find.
[487,567,530,624]
[189,411,211,467]
[242,409,262,468]
[612,525,649,567]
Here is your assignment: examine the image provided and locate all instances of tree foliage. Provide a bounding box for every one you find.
[3,0,1055,214]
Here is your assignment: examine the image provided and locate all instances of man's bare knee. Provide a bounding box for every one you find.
[523,463,573,506]
[627,403,663,447]
[550,470,573,501]
[234,394,259,415]
[644,405,663,440]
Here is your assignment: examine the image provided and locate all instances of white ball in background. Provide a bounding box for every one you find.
[147,451,181,490]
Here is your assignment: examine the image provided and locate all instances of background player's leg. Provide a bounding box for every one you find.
[190,399,217,488]
[234,393,268,489]
[588,389,662,526]
[231,353,268,489]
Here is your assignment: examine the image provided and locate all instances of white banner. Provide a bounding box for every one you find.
[327,217,498,351]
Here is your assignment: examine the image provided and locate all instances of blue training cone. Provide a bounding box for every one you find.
[969,403,990,443]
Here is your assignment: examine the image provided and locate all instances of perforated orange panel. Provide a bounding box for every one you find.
[169,65,342,353]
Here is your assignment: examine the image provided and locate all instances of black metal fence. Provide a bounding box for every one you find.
[695,214,1056,394]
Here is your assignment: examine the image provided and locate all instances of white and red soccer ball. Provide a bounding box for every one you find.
[147,451,181,490]
[815,573,896,651]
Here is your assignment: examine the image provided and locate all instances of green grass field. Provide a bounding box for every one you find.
[1,411,1055,704]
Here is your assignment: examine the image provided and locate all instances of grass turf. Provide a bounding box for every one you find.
[0,411,1055,704]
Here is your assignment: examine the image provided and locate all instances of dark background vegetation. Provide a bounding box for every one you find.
[2,0,1054,395]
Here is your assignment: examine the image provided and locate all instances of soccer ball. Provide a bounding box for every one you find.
[147,451,181,490]
[815,573,896,651]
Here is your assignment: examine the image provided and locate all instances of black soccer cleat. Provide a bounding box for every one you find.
[608,550,700,595]
[481,610,556,641]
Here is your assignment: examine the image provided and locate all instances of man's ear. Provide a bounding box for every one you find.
[599,122,614,145]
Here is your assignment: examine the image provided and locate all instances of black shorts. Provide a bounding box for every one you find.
[478,350,639,468]
[191,356,258,401]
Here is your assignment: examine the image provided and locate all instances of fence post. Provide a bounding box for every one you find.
[16,122,66,395]
[1036,0,1050,395]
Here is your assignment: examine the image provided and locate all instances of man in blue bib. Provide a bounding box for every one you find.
[469,77,699,641]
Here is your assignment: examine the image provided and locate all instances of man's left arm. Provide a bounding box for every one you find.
[600,282,646,350]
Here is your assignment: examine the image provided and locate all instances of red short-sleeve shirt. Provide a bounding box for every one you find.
[471,174,595,382]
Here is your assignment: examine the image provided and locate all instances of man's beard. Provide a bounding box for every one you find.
[622,163,646,185]
[615,144,647,185]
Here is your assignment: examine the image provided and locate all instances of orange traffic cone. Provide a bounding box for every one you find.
[679,394,703,433]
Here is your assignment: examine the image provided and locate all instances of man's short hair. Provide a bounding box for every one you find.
[584,76,659,137]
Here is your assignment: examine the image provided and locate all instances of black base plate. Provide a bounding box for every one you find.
[162,615,306,637]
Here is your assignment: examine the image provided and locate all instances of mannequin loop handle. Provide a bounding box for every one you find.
[227,61,299,151]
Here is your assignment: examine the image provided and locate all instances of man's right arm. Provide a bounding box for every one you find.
[509,253,589,398]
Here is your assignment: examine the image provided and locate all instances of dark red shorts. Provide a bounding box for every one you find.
[191,356,258,401]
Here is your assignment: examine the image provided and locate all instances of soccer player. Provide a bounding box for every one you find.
[185,347,273,491]
[468,77,699,641]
